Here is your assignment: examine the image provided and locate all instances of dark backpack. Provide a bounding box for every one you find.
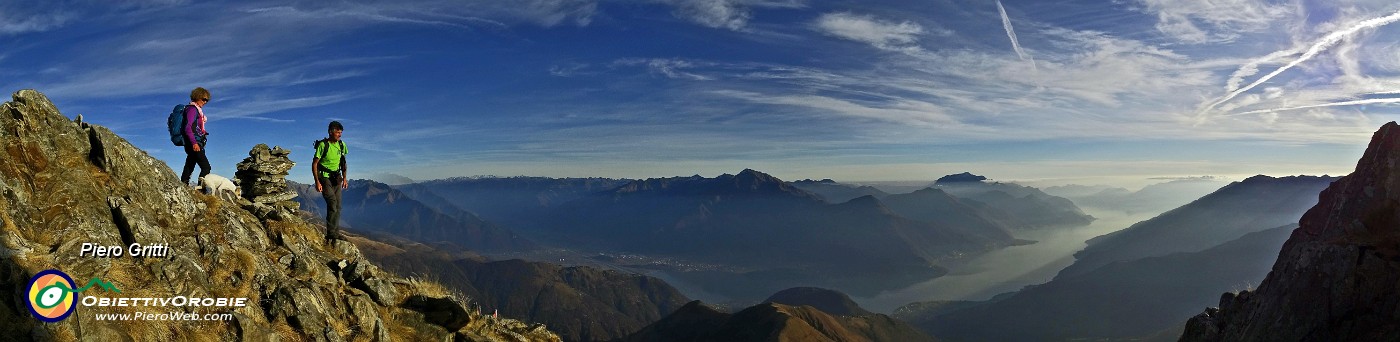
[166,104,188,146]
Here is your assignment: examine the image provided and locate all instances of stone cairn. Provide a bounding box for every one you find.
[235,143,300,219]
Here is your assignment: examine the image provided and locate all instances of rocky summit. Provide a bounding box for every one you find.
[1180,122,1400,341]
[0,89,560,341]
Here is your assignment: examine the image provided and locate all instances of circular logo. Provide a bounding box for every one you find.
[27,269,76,322]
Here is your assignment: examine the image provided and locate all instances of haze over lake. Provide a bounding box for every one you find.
[858,208,1156,313]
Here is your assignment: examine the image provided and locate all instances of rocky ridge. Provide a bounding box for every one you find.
[0,90,558,341]
[1180,122,1400,341]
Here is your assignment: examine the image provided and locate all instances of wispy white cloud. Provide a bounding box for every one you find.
[653,0,805,30]
[614,58,715,80]
[814,12,924,52]
[1133,0,1291,43]
[550,62,591,77]
[0,9,73,35]
[243,6,478,30]
[215,93,363,121]
[668,0,751,30]
[711,89,958,126]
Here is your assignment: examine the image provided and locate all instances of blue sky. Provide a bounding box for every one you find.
[3,0,1399,186]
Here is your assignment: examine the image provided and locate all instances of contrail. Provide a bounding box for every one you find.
[1224,98,1400,116]
[1199,9,1400,120]
[1226,49,1301,92]
[997,0,1037,71]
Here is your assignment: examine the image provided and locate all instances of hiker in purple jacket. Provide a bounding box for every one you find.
[180,87,211,186]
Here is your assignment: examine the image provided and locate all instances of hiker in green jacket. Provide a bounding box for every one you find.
[313,121,348,241]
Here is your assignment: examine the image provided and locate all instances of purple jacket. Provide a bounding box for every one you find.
[183,105,207,146]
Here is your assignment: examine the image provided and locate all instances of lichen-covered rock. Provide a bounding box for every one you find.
[1181,122,1400,341]
[0,89,561,341]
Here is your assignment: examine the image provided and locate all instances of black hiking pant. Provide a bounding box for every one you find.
[318,172,344,239]
[181,143,210,185]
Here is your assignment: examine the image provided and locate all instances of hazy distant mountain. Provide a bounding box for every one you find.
[354,235,690,342]
[623,300,936,342]
[1059,175,1336,278]
[919,224,1295,341]
[936,172,987,183]
[880,188,1019,242]
[764,287,874,317]
[291,179,536,252]
[1046,178,1229,215]
[932,173,1095,229]
[1041,184,1124,198]
[790,179,891,203]
[396,176,631,227]
[534,170,1021,295]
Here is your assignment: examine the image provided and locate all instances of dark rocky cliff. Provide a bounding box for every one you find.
[0,90,558,341]
[1181,122,1400,341]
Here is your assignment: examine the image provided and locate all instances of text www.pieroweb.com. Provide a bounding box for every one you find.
[94,311,233,321]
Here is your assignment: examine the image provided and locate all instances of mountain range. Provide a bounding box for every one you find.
[1044,178,1227,215]
[530,169,1032,299]
[329,168,1093,304]
[290,179,536,252]
[1059,175,1336,278]
[395,176,631,230]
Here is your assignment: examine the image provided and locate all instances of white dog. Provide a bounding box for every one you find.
[198,174,240,202]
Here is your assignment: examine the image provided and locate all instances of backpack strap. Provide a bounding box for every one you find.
[314,139,327,160]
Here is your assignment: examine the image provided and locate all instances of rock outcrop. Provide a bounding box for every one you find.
[0,89,559,341]
[1180,122,1400,341]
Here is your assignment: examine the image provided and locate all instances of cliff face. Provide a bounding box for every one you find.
[1181,122,1400,341]
[0,90,558,341]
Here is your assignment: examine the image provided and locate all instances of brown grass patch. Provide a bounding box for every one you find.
[209,249,258,299]
[403,276,456,299]
[275,321,309,342]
